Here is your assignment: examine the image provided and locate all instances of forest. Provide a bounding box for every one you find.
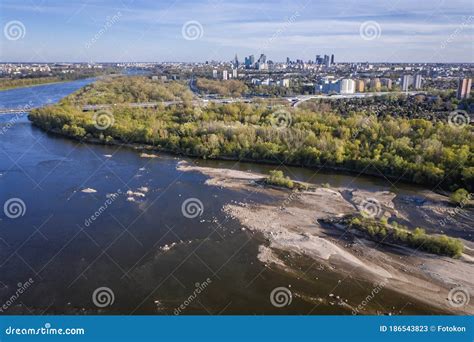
[29,77,473,192]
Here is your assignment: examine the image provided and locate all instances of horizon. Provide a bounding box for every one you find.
[1,0,473,63]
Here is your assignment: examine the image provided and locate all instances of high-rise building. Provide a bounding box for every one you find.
[233,54,239,68]
[258,54,266,64]
[222,70,228,80]
[370,78,381,92]
[401,75,413,92]
[339,79,355,94]
[331,54,335,65]
[457,78,472,99]
[414,74,423,90]
[244,55,255,69]
[356,80,365,92]
[381,78,392,89]
[232,69,238,79]
[212,69,218,79]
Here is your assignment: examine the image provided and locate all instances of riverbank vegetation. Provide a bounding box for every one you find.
[341,215,464,258]
[0,69,115,91]
[195,78,248,97]
[28,76,473,192]
[64,76,193,105]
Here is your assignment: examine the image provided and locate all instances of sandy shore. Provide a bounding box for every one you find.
[177,161,474,314]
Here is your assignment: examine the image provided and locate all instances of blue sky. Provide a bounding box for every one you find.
[0,0,473,63]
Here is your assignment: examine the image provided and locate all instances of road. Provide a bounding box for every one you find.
[0,79,425,114]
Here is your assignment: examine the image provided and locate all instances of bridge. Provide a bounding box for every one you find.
[0,90,428,114]
[0,108,33,115]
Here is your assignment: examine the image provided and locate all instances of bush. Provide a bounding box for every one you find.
[265,170,294,189]
[347,215,463,258]
[450,188,471,205]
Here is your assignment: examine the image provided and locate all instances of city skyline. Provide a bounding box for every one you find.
[0,0,473,63]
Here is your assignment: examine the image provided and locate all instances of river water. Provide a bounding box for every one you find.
[0,80,454,315]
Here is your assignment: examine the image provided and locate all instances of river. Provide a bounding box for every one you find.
[0,80,461,315]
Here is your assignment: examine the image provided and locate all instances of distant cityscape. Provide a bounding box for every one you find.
[1,53,472,99]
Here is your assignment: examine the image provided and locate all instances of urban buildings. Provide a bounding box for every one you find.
[381,78,392,89]
[457,78,472,99]
[356,80,365,92]
[414,74,423,90]
[370,78,381,91]
[402,75,414,91]
[222,70,228,80]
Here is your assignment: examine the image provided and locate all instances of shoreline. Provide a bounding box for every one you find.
[177,161,474,315]
[27,123,454,197]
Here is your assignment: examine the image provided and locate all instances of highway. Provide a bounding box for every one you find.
[0,79,425,114]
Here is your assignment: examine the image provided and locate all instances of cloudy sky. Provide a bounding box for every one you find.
[0,0,473,63]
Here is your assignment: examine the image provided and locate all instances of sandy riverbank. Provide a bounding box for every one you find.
[177,161,474,315]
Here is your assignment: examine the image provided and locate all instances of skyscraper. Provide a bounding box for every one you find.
[414,75,423,90]
[331,54,335,65]
[457,78,472,99]
[402,75,413,92]
[233,54,239,68]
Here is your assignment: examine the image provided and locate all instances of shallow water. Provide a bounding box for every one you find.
[0,81,457,314]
